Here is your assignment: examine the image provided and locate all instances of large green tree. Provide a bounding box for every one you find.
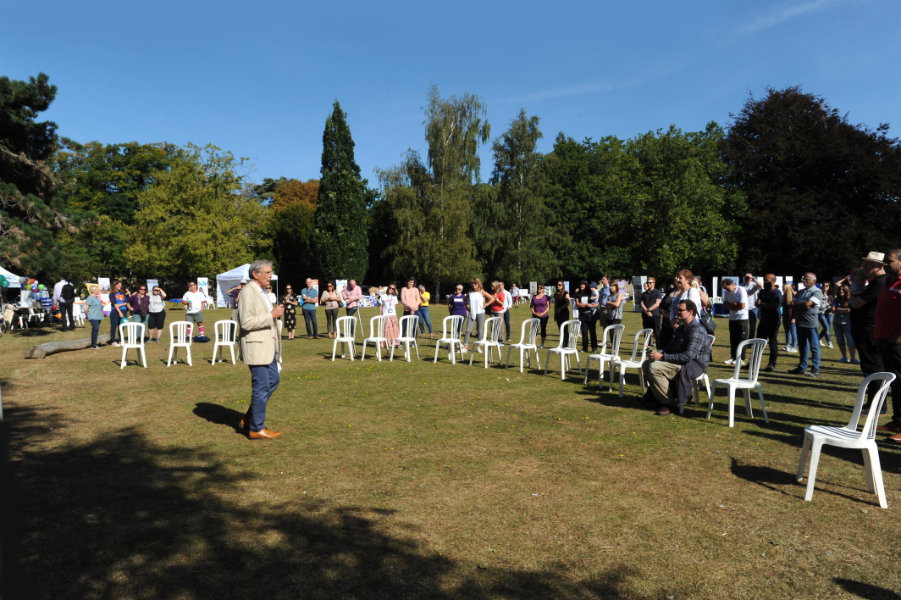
[721,86,901,277]
[52,140,179,281]
[0,73,70,274]
[380,86,488,291]
[310,101,369,282]
[125,143,265,278]
[482,110,553,283]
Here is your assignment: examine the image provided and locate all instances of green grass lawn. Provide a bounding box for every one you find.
[1,305,899,599]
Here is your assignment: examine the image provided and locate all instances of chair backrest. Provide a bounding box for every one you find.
[849,372,896,439]
[215,319,238,343]
[732,338,766,380]
[558,319,582,350]
[481,316,503,343]
[336,316,356,340]
[119,322,145,345]
[398,314,419,339]
[627,328,653,361]
[600,324,626,355]
[518,318,540,346]
[707,334,716,361]
[368,315,387,338]
[442,315,464,339]
[169,321,193,344]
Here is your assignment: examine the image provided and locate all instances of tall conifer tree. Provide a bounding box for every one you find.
[312,101,369,282]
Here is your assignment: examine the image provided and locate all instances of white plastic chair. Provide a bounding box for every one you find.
[392,315,421,362]
[506,318,540,373]
[706,338,767,427]
[360,315,388,361]
[433,315,465,364]
[583,324,626,389]
[118,322,147,369]
[681,335,715,415]
[796,372,896,508]
[614,328,653,397]
[212,319,238,364]
[469,316,504,368]
[167,320,193,366]
[73,303,85,327]
[332,316,357,361]
[544,319,583,380]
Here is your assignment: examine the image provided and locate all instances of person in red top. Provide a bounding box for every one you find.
[875,248,901,442]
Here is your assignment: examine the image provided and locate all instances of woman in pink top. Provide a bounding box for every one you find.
[401,278,421,315]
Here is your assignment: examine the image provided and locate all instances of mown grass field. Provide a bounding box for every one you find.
[1,305,899,599]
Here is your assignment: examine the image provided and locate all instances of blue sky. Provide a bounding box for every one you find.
[2,0,898,187]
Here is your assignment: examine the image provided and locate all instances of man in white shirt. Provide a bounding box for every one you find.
[742,273,762,338]
[501,281,512,339]
[722,278,749,365]
[182,281,207,337]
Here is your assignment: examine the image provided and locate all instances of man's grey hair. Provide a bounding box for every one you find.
[805,272,817,283]
[249,259,272,278]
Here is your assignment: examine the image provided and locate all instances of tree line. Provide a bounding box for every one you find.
[2,74,899,296]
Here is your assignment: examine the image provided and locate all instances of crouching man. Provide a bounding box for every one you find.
[641,299,710,416]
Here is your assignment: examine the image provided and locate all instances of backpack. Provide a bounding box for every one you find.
[61,283,76,302]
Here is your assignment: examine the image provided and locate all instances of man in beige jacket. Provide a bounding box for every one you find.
[237,259,284,439]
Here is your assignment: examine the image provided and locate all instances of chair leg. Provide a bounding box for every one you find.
[167,346,175,367]
[744,388,754,418]
[332,341,338,361]
[434,344,440,363]
[505,346,512,369]
[361,341,368,360]
[706,382,717,420]
[728,387,737,428]
[863,446,888,508]
[140,347,147,368]
[757,384,768,424]
[120,346,127,369]
[804,439,824,502]
[796,434,811,482]
[186,347,192,366]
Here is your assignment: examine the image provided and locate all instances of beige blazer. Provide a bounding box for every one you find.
[237,281,281,365]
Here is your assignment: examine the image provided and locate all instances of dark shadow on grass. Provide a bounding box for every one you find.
[5,404,651,600]
[729,457,799,497]
[194,401,244,430]
[833,577,901,600]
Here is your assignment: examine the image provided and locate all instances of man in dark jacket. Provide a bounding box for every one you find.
[641,299,710,416]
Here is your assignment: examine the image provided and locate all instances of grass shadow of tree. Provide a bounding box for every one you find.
[5,405,649,599]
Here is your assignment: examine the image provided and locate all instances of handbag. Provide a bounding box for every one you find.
[120,315,133,324]
[698,308,716,334]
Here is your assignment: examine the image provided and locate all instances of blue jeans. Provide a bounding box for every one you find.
[90,319,101,347]
[796,326,820,372]
[783,313,796,348]
[818,313,833,345]
[417,306,433,334]
[248,358,279,432]
[302,307,318,337]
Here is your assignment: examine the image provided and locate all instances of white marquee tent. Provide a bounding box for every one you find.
[0,265,24,288]
[216,264,278,308]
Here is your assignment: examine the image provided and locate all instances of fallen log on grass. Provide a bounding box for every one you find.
[26,335,110,359]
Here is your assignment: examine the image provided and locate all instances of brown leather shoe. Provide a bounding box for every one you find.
[248,428,282,440]
[877,422,901,434]
[889,432,901,443]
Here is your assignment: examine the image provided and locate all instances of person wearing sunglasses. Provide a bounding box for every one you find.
[641,299,710,416]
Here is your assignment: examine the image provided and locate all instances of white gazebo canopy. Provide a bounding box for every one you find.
[216,263,278,308]
[0,265,24,288]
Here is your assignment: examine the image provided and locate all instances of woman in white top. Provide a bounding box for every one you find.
[463,277,495,351]
[670,269,702,329]
[380,283,400,347]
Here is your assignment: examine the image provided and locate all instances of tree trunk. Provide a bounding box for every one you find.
[26,335,110,358]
